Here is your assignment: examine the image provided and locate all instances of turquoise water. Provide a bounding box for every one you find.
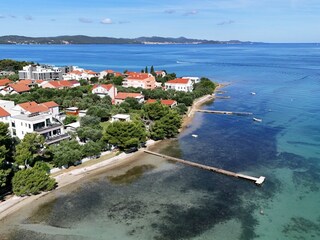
[0,44,320,239]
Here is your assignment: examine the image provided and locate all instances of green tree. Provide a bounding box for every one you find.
[12,164,56,196]
[150,65,155,76]
[82,141,102,158]
[145,66,148,73]
[14,133,45,167]
[120,98,142,112]
[63,115,77,125]
[80,115,101,128]
[142,102,170,121]
[50,140,83,168]
[77,127,103,142]
[0,145,11,188]
[87,105,111,121]
[151,111,182,140]
[103,121,146,150]
[112,76,124,85]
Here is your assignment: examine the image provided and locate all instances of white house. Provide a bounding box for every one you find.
[0,100,67,144]
[63,66,98,80]
[114,92,145,105]
[110,114,131,122]
[182,77,200,84]
[10,113,69,144]
[123,73,156,90]
[92,84,117,99]
[0,106,11,125]
[165,78,193,92]
[99,70,115,79]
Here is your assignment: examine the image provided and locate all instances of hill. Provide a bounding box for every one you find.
[0,35,252,45]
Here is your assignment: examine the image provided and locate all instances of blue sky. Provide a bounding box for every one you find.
[0,0,319,42]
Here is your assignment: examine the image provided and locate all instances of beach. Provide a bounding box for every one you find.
[0,88,220,222]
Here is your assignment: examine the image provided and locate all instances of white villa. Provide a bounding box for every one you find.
[92,84,117,99]
[165,78,193,92]
[114,92,145,105]
[182,77,200,84]
[0,100,69,144]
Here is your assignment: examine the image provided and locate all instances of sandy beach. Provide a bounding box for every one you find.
[0,86,223,221]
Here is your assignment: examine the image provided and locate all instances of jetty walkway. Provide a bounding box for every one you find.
[144,150,265,186]
[196,109,253,116]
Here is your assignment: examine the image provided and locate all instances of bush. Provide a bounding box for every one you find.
[12,166,56,196]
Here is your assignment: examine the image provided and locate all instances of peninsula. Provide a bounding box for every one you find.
[0,35,254,45]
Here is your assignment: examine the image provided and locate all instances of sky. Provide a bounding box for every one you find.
[0,0,319,43]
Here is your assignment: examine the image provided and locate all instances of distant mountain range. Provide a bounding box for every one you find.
[0,35,253,45]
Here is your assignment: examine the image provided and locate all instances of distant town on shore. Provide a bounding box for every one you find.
[0,35,255,45]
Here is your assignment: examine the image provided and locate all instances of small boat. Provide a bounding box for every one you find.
[253,117,262,122]
[192,134,198,138]
[250,92,256,95]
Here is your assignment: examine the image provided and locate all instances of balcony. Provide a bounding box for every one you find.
[34,123,62,134]
[45,133,70,145]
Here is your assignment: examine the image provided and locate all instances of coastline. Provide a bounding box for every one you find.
[0,85,223,221]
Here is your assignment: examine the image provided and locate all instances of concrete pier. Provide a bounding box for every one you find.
[196,109,253,116]
[144,150,265,186]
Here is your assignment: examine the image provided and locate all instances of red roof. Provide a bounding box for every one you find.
[146,99,177,106]
[103,70,114,73]
[93,84,113,91]
[126,73,152,81]
[114,72,123,77]
[70,70,82,75]
[18,101,38,111]
[19,79,33,85]
[84,70,97,75]
[161,99,177,106]
[0,79,12,86]
[26,105,49,114]
[166,78,190,84]
[0,106,10,117]
[115,92,143,100]
[48,81,73,88]
[41,101,59,108]
[8,83,31,93]
[18,101,58,113]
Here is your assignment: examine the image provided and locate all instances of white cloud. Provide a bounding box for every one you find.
[100,18,113,24]
[0,15,5,19]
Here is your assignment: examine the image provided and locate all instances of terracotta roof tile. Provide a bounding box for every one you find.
[0,106,10,117]
[0,78,12,86]
[8,83,31,93]
[26,105,49,114]
[115,92,143,100]
[41,101,59,108]
[18,101,38,110]
[146,99,177,106]
[93,84,113,91]
[166,78,190,84]
[19,79,33,85]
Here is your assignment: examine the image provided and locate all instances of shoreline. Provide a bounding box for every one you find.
[0,84,224,221]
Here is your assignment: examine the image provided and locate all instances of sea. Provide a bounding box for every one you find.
[0,43,319,240]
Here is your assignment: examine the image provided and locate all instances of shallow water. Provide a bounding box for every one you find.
[0,43,320,239]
